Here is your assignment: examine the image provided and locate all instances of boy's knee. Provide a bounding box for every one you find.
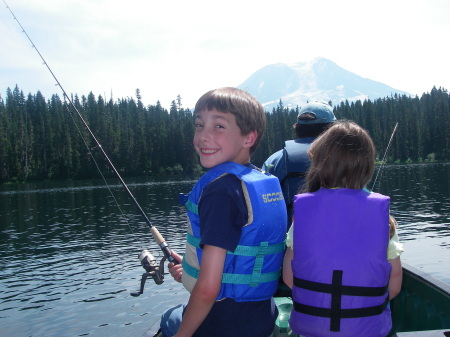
[160,303,185,337]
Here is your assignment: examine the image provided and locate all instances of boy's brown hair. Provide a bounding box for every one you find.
[194,87,266,154]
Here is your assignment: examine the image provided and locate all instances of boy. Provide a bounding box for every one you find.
[160,87,287,337]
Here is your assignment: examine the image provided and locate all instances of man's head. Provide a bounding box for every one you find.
[194,87,266,154]
[294,101,336,138]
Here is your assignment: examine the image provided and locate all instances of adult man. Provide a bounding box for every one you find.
[262,101,336,227]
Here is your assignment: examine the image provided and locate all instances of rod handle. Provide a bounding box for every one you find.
[150,227,177,264]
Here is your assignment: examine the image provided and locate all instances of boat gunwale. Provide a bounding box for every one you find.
[400,262,450,298]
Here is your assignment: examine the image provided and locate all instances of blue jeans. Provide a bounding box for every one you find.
[160,303,186,337]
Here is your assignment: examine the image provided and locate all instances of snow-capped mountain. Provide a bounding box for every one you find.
[238,57,410,110]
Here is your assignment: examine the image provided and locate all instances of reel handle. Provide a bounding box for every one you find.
[130,250,167,297]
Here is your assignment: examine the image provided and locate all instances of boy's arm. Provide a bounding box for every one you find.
[282,247,294,289]
[388,256,402,299]
[174,244,227,337]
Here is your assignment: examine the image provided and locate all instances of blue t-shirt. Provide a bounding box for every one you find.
[192,169,278,337]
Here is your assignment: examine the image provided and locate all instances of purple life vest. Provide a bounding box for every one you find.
[290,188,392,337]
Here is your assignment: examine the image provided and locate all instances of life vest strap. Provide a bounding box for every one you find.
[185,199,198,214]
[280,171,306,185]
[186,232,285,256]
[182,258,281,285]
[293,276,388,297]
[293,270,389,332]
[293,296,389,331]
[184,233,284,286]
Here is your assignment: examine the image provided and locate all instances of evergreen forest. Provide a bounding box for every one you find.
[0,85,449,184]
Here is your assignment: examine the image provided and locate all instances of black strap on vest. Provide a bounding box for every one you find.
[293,270,389,332]
[281,171,307,182]
[280,172,307,190]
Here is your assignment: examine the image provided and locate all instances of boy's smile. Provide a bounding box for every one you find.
[193,109,256,168]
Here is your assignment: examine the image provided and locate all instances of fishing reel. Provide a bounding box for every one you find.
[130,250,167,297]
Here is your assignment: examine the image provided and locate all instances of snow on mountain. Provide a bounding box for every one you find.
[238,58,410,110]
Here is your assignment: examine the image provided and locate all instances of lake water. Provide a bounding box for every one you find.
[0,163,449,337]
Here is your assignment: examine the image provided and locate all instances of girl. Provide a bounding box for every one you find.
[282,120,403,337]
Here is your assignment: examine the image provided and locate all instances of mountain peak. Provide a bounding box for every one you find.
[238,58,410,110]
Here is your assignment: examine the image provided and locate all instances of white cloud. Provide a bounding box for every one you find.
[1,0,449,108]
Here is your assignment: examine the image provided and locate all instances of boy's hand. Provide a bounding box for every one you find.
[168,251,183,283]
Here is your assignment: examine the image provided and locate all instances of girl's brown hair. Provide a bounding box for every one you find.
[304,120,376,192]
[389,215,397,239]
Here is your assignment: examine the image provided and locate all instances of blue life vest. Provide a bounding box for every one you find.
[281,138,314,221]
[181,162,287,302]
[290,188,392,337]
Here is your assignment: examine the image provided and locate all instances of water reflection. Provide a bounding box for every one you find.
[0,177,193,336]
[0,164,449,336]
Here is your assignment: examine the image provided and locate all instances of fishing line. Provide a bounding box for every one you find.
[371,122,398,191]
[62,99,135,235]
[3,0,176,271]
[4,0,134,235]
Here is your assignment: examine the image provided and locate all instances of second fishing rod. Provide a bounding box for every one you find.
[3,0,175,294]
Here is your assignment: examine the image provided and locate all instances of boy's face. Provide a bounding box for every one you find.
[193,108,256,169]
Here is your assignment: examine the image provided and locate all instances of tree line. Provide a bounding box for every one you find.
[0,85,448,183]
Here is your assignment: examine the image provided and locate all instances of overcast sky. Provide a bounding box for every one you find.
[1,0,449,109]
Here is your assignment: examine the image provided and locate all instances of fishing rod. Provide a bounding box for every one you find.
[371,122,399,191]
[3,0,175,295]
